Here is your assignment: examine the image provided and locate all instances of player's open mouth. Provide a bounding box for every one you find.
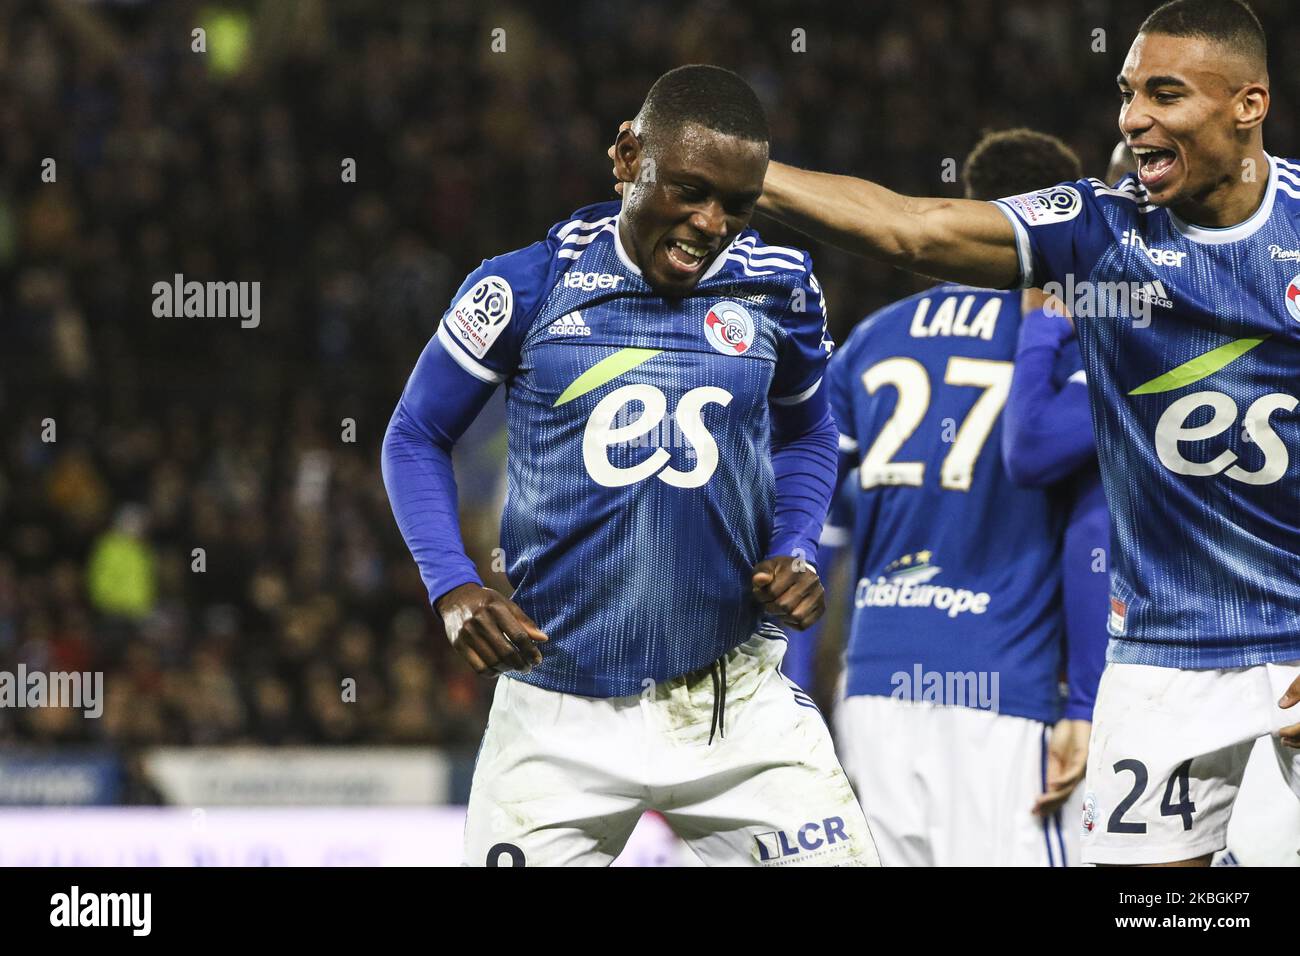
[664,238,712,276]
[1132,145,1178,188]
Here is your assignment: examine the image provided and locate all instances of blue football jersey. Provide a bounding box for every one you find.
[436,201,832,697]
[995,156,1300,669]
[828,285,1069,722]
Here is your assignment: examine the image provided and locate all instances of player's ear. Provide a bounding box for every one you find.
[1235,83,1268,131]
[613,127,641,185]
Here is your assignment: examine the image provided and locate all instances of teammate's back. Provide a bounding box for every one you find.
[830,283,1068,721]
[826,128,1102,868]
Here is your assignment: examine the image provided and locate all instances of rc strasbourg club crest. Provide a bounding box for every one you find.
[704,300,756,355]
[1286,274,1300,323]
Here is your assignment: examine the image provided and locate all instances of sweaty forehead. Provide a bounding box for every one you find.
[1123,32,1259,91]
[652,122,768,180]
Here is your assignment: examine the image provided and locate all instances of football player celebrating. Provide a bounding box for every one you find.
[757,0,1300,866]
[383,65,878,866]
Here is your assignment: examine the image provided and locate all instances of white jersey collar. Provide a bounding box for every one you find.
[1166,154,1278,245]
[614,212,738,283]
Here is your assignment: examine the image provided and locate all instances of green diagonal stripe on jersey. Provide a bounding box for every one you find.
[553,347,662,407]
[1128,335,1270,396]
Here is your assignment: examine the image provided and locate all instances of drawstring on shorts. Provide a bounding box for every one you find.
[708,654,727,745]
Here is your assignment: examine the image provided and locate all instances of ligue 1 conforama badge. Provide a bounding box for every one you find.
[704,300,756,355]
[449,276,513,359]
[1285,274,1300,323]
[1082,792,1097,834]
[1003,185,1083,225]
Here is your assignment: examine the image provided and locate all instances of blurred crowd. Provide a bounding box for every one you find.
[2,0,1298,768]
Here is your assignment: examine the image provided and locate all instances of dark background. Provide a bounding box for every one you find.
[1,0,1295,782]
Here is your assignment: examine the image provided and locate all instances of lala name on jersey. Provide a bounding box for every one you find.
[907,291,1002,340]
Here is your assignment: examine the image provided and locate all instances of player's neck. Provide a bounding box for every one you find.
[1169,147,1270,230]
[615,215,645,274]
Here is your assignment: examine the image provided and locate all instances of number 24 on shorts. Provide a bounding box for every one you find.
[1106,758,1196,833]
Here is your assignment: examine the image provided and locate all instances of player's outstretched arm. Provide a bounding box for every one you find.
[759,161,1021,290]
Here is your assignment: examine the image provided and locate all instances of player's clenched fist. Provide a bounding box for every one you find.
[435,583,548,676]
[751,556,825,631]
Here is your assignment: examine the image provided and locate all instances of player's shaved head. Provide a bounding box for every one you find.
[614,65,769,296]
[633,64,770,148]
[1138,0,1268,85]
[1117,0,1271,220]
[962,129,1082,201]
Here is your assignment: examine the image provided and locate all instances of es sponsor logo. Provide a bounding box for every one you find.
[1129,334,1296,486]
[1129,335,1295,485]
[1153,390,1296,485]
[583,384,732,488]
[1268,244,1300,263]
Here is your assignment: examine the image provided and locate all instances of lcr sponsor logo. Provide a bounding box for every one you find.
[754,816,849,863]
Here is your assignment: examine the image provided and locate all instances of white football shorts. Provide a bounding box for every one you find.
[1082,658,1300,865]
[835,694,1081,866]
[1215,735,1300,866]
[463,633,880,866]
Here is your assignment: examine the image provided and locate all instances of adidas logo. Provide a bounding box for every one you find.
[547,311,592,336]
[1131,280,1173,309]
